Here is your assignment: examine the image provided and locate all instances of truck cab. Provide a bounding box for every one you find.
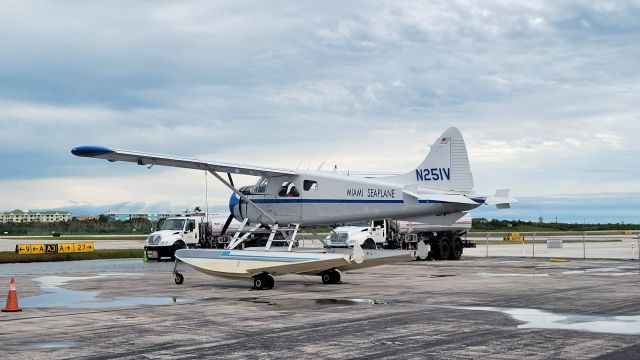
[145,216,202,260]
[325,220,387,249]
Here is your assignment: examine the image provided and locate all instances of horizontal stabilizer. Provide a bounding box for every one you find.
[484,189,518,209]
[403,190,478,205]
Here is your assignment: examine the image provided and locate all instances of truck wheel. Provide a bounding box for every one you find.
[362,239,376,249]
[436,237,451,260]
[450,238,463,260]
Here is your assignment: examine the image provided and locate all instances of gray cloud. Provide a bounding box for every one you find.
[0,1,639,219]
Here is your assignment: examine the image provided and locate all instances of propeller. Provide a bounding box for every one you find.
[220,172,235,236]
[220,213,234,237]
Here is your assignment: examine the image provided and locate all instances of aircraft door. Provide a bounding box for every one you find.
[372,220,386,243]
[183,219,197,244]
[250,178,272,223]
[275,180,302,223]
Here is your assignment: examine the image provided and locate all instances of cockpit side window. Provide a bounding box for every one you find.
[254,178,269,193]
[303,180,318,191]
[278,182,300,197]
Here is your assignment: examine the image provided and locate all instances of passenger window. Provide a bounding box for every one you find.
[303,180,318,191]
[255,178,269,193]
[187,220,196,232]
[278,182,300,197]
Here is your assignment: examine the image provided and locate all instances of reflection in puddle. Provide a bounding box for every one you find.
[449,306,640,335]
[20,288,178,309]
[3,274,180,309]
[477,266,639,278]
[238,297,387,307]
[562,267,639,277]
[26,341,77,349]
[476,272,549,277]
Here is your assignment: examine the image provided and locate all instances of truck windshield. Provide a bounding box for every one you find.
[161,219,186,231]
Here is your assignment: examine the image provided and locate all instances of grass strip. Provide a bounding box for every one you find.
[0,249,143,264]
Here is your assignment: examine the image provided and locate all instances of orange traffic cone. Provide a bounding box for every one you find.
[2,277,22,312]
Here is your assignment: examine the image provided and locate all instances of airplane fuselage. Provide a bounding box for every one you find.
[230,170,480,226]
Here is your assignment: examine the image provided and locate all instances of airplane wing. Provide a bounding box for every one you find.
[71,146,296,177]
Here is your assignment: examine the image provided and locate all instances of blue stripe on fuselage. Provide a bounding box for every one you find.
[250,198,404,204]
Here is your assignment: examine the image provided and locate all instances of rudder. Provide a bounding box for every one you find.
[384,127,474,192]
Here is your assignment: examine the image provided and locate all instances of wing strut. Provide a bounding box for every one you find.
[208,170,276,224]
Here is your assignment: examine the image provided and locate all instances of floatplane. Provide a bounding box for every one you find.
[72,127,514,289]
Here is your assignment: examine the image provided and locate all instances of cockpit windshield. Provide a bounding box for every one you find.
[254,178,269,193]
[161,219,186,231]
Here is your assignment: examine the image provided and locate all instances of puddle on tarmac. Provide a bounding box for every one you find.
[477,266,639,278]
[25,341,77,349]
[3,274,180,309]
[476,272,549,277]
[562,267,639,277]
[237,297,387,307]
[448,306,640,335]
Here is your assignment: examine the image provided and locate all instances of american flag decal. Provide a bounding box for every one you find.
[440,137,450,144]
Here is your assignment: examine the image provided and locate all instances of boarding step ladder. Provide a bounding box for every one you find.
[227,219,300,252]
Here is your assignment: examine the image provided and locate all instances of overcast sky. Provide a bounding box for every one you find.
[1,1,638,222]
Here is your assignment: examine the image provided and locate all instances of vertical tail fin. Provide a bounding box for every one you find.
[384,127,474,192]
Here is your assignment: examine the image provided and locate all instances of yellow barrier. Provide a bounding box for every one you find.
[15,242,94,255]
[503,232,524,242]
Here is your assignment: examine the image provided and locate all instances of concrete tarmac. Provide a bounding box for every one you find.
[1,257,639,359]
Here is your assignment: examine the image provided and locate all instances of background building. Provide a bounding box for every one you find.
[0,210,71,223]
[106,213,183,222]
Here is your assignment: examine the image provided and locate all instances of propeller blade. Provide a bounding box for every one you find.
[220,213,234,236]
[227,173,234,187]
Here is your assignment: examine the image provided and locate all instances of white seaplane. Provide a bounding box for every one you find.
[72,127,514,289]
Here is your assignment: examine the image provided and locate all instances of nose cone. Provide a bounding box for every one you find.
[228,192,239,214]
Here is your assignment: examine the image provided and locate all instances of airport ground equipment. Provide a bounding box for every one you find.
[145,213,242,260]
[145,213,301,260]
[504,232,524,242]
[325,213,474,260]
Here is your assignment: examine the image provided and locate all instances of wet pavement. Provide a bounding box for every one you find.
[0,257,639,359]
